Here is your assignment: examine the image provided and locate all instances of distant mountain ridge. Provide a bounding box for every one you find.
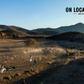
[0,22,84,36]
[57,22,84,32]
[33,27,64,32]
[33,22,84,33]
[27,30,63,35]
[0,25,64,36]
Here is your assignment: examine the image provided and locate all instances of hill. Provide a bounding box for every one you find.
[0,25,64,36]
[32,22,84,34]
[27,30,63,35]
[47,31,84,43]
[57,22,84,33]
[0,22,84,36]
[31,28,64,35]
[0,25,30,37]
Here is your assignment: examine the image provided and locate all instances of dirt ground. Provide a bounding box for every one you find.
[0,38,84,84]
[44,57,84,84]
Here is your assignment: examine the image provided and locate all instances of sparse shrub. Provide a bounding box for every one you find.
[24,38,38,47]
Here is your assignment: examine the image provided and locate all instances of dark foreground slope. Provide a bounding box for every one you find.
[47,32,84,42]
[44,58,84,84]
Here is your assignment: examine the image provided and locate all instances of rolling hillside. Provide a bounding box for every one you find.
[0,25,30,37]
[32,22,84,34]
[27,30,64,35]
[0,25,64,36]
[0,22,84,37]
[47,31,84,43]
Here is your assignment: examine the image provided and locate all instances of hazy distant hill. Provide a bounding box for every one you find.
[33,27,64,32]
[33,23,84,33]
[57,23,84,32]
[27,30,64,35]
[32,28,64,35]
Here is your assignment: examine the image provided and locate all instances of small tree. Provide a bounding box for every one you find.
[24,38,38,48]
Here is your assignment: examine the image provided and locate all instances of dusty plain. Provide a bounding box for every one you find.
[0,38,84,84]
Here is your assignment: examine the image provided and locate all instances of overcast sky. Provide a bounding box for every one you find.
[0,0,84,30]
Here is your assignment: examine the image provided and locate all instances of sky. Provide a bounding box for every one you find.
[0,0,84,30]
